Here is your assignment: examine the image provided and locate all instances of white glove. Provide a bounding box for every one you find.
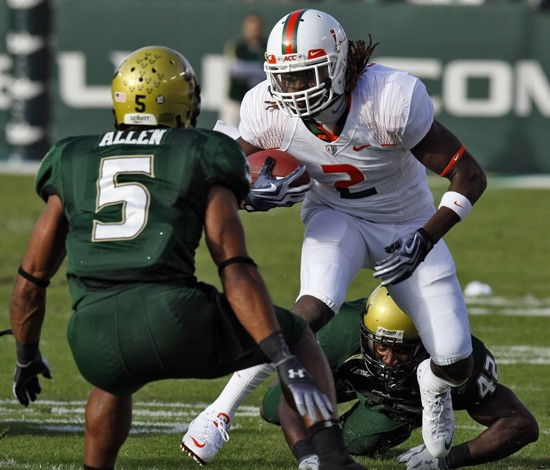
[397,444,447,469]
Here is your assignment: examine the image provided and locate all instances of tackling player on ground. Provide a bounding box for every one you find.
[261,286,539,469]
[182,7,487,466]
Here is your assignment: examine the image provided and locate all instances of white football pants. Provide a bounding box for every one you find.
[298,203,472,366]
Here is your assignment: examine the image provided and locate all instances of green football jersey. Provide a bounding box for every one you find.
[35,128,250,299]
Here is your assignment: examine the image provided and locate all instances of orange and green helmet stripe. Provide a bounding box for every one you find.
[282,9,307,54]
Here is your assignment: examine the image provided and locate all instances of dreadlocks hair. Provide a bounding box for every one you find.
[345,34,379,95]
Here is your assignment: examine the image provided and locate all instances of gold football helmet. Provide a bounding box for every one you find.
[361,285,427,389]
[112,46,201,129]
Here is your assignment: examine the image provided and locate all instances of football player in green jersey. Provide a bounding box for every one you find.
[261,286,538,469]
[9,46,367,470]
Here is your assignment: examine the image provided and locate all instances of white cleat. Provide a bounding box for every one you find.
[181,407,231,466]
[298,454,320,470]
[417,359,455,458]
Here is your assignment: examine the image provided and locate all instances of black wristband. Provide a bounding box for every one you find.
[445,442,472,469]
[18,266,50,288]
[258,330,291,364]
[217,256,257,276]
[16,341,40,364]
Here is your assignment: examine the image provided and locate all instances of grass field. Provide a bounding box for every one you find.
[0,173,549,469]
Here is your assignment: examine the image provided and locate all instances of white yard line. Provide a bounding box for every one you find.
[465,296,550,316]
[0,400,255,435]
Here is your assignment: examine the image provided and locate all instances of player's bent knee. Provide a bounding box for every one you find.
[292,295,334,332]
[433,355,474,385]
[261,384,283,425]
[515,412,539,444]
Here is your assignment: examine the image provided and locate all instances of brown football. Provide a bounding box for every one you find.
[247,149,310,186]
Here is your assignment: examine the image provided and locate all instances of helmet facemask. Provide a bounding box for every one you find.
[360,322,427,390]
[360,285,428,390]
[266,54,338,117]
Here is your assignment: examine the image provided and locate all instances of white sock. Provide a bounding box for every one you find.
[418,359,454,395]
[210,362,276,420]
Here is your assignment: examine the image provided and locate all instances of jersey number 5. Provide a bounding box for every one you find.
[92,155,154,241]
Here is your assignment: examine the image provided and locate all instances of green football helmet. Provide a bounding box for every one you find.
[360,285,427,389]
[112,46,201,129]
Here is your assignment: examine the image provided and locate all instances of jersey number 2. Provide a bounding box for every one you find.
[92,155,154,241]
[321,164,377,199]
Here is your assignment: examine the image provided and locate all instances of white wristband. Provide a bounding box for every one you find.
[438,191,472,220]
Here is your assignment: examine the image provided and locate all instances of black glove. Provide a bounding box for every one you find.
[373,228,434,286]
[276,355,333,422]
[244,157,312,212]
[13,354,52,407]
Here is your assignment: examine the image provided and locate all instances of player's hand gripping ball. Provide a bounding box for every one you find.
[244,150,312,212]
[247,149,310,186]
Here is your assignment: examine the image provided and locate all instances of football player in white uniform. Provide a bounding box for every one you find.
[181,9,487,468]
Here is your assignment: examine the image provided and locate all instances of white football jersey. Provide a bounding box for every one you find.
[239,64,436,223]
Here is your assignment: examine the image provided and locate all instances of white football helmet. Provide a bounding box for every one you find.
[264,9,348,118]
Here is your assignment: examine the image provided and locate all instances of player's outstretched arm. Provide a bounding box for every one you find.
[204,185,332,423]
[375,120,487,286]
[10,195,67,406]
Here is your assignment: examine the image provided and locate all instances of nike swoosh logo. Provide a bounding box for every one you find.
[253,182,278,192]
[454,201,464,209]
[352,144,370,151]
[404,243,416,255]
[309,50,325,58]
[190,437,206,448]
